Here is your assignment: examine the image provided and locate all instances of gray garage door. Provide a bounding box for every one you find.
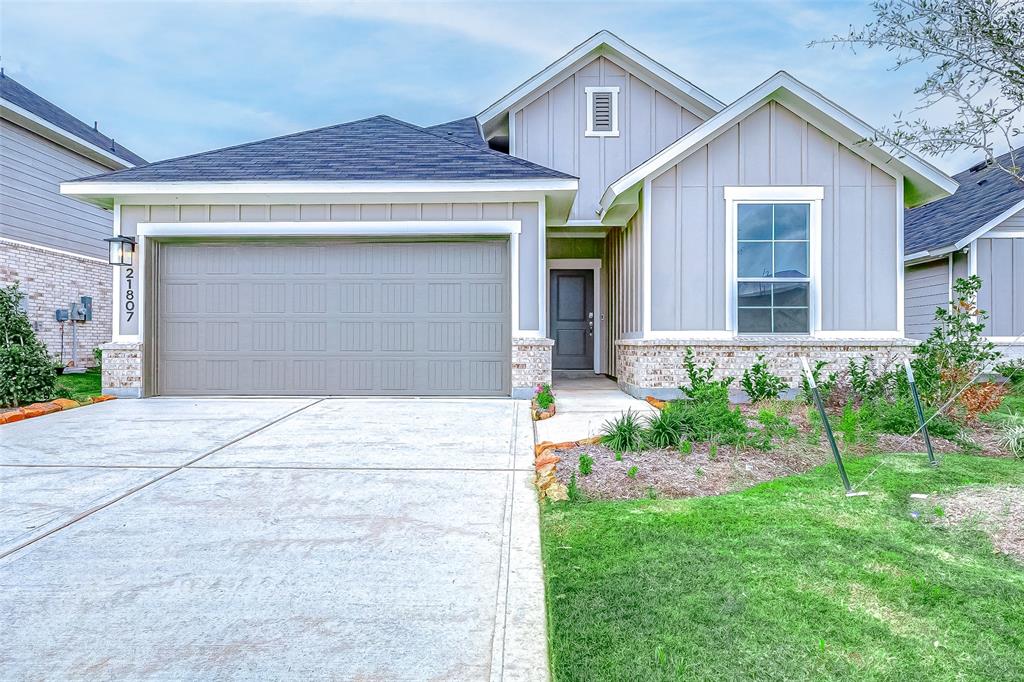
[156,239,510,396]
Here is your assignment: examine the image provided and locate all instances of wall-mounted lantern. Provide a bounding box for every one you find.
[104,235,136,266]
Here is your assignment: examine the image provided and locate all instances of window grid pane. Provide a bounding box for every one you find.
[736,203,811,334]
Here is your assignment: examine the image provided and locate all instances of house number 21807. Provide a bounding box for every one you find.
[124,267,135,322]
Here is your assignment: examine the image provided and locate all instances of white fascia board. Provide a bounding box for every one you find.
[136,221,522,238]
[599,71,958,217]
[1,101,134,170]
[953,199,1024,249]
[476,30,723,133]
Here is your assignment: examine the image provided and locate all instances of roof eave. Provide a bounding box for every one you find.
[477,30,724,137]
[599,72,959,220]
[1,100,136,170]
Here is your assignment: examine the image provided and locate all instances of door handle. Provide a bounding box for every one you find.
[588,318,594,336]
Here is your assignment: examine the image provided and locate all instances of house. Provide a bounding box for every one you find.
[904,147,1024,360]
[1,71,145,367]
[60,31,956,399]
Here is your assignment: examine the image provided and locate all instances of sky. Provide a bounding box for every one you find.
[0,0,999,174]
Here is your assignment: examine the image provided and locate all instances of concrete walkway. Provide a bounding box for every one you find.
[535,374,655,443]
[0,398,545,681]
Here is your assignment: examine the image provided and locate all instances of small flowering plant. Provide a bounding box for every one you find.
[534,383,555,410]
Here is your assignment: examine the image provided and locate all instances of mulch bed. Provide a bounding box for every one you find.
[549,402,1015,501]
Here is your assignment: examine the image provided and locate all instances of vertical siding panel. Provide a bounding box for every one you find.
[1014,238,1024,334]
[870,168,898,329]
[772,103,805,185]
[738,105,771,185]
[988,237,1014,336]
[628,77,654,168]
[976,239,993,335]
[650,167,677,329]
[180,205,210,222]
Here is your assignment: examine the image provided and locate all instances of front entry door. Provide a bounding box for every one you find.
[550,269,594,370]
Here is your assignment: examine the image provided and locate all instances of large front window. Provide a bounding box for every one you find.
[736,202,810,334]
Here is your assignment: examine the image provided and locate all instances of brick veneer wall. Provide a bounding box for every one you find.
[616,337,917,400]
[100,342,143,397]
[1,239,112,368]
[513,337,554,399]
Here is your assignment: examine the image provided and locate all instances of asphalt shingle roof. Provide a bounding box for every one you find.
[74,115,573,183]
[424,117,488,148]
[0,72,146,166]
[904,147,1024,254]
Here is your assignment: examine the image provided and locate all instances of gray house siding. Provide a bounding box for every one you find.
[648,101,901,333]
[119,201,541,332]
[512,56,703,222]
[1,118,112,259]
[905,259,948,339]
[976,236,1024,337]
[990,209,1024,233]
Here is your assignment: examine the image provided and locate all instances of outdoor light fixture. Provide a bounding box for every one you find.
[104,235,136,266]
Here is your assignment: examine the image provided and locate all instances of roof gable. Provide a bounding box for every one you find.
[904,146,1024,258]
[0,72,145,167]
[477,30,723,137]
[70,114,575,184]
[599,71,958,222]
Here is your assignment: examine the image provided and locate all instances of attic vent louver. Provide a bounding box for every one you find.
[585,86,619,137]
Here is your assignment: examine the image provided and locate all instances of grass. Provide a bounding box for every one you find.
[541,454,1024,680]
[56,368,102,402]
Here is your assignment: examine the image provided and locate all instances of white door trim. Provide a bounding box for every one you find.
[547,258,602,373]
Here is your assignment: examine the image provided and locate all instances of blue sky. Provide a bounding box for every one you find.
[0,0,987,173]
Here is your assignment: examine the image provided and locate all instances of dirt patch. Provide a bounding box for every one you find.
[932,485,1024,562]
[553,440,827,501]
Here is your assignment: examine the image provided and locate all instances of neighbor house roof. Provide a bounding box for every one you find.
[0,72,146,168]
[904,146,1024,259]
[477,30,724,138]
[598,71,959,225]
[69,114,574,184]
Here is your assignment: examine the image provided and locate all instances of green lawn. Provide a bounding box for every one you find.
[541,454,1024,680]
[56,368,102,402]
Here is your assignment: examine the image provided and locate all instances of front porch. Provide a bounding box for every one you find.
[534,371,655,443]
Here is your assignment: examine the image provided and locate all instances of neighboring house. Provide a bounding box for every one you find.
[1,71,145,367]
[904,147,1024,360]
[61,31,956,399]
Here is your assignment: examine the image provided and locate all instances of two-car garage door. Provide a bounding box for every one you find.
[155,239,510,396]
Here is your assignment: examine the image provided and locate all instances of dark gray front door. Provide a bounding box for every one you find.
[550,269,593,370]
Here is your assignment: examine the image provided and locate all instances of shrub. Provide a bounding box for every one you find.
[861,398,959,440]
[644,408,684,448]
[534,383,554,409]
[566,473,583,502]
[998,419,1024,459]
[578,454,594,476]
[679,440,693,455]
[626,466,639,478]
[914,276,1000,406]
[92,347,103,369]
[0,284,59,407]
[673,349,748,444]
[679,348,733,403]
[799,359,838,406]
[958,382,1009,421]
[741,355,788,402]
[995,359,1024,388]
[749,408,798,450]
[601,410,647,452]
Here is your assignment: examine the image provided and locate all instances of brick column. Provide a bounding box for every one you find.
[512,337,554,399]
[101,342,143,398]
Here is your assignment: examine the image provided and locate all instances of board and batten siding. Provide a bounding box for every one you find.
[990,209,1024,233]
[905,259,948,339]
[976,235,1024,337]
[604,211,643,376]
[1,118,113,259]
[118,201,542,332]
[649,101,900,333]
[512,56,703,222]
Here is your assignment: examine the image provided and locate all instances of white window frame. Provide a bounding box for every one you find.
[725,186,823,336]
[585,86,620,138]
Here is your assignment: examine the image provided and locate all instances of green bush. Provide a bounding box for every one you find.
[534,383,554,409]
[995,359,1024,388]
[1,284,59,407]
[748,408,798,450]
[601,410,647,452]
[644,408,684,448]
[741,354,787,402]
[672,349,748,444]
[579,454,594,476]
[860,398,959,440]
[798,359,838,406]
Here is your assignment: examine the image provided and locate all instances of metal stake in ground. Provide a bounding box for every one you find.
[903,359,937,467]
[801,357,855,495]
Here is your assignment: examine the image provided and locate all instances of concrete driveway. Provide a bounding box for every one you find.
[0,398,545,681]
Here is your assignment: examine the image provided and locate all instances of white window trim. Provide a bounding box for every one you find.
[584,86,620,138]
[724,186,823,336]
[546,258,602,373]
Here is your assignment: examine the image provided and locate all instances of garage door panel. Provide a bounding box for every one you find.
[157,240,510,396]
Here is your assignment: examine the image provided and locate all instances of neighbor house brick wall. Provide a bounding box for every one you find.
[0,239,112,367]
[512,337,554,399]
[100,342,143,398]
[615,338,917,400]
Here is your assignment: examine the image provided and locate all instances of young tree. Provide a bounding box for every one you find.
[0,284,59,406]
[813,0,1024,182]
